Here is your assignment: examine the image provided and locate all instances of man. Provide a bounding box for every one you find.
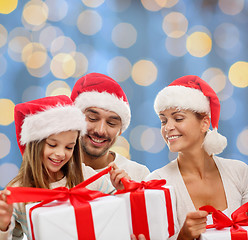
[71,72,150,182]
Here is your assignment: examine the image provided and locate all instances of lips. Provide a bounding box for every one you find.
[167,135,181,142]
[49,157,63,165]
[88,135,108,146]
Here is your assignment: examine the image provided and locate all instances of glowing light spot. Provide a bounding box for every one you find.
[132,60,157,86]
[50,53,76,79]
[0,163,19,188]
[70,52,88,78]
[82,0,104,8]
[141,128,165,153]
[237,129,248,156]
[110,136,130,159]
[0,0,18,14]
[8,36,30,62]
[46,80,71,97]
[112,23,137,49]
[26,56,51,78]
[106,0,131,12]
[0,99,15,126]
[165,35,187,57]
[214,23,239,49]
[45,0,68,21]
[23,0,49,26]
[141,0,163,11]
[22,42,47,69]
[77,10,102,36]
[0,56,7,77]
[156,0,178,7]
[0,24,8,48]
[202,68,226,93]
[229,61,248,88]
[129,125,148,151]
[0,134,10,159]
[107,56,132,82]
[50,36,76,56]
[219,0,244,15]
[162,12,188,38]
[186,32,212,57]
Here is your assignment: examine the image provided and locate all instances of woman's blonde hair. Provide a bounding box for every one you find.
[9,133,84,189]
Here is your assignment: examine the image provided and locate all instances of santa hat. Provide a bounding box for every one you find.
[71,73,131,132]
[154,75,227,155]
[14,95,87,155]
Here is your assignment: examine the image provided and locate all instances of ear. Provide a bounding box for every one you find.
[201,115,211,133]
[118,129,122,136]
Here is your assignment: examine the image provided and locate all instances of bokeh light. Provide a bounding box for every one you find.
[165,35,187,57]
[46,80,71,97]
[0,133,11,159]
[0,99,15,126]
[112,23,137,49]
[45,0,68,22]
[162,12,188,38]
[0,24,8,48]
[132,60,157,86]
[50,36,76,56]
[110,136,130,159]
[229,61,248,88]
[237,129,248,156]
[186,31,212,57]
[77,10,102,35]
[218,0,244,15]
[0,0,18,14]
[0,163,19,188]
[107,56,132,82]
[82,0,104,8]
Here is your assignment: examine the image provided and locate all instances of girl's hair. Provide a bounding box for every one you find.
[9,132,84,189]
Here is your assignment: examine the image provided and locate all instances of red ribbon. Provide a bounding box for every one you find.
[115,178,174,239]
[7,166,112,240]
[200,203,248,240]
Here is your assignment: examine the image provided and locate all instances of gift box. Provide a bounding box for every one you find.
[26,196,131,240]
[7,167,131,240]
[199,203,248,240]
[115,179,179,240]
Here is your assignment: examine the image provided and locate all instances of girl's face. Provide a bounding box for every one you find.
[159,108,209,153]
[43,130,78,181]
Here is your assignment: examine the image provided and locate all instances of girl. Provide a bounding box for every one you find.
[146,75,248,239]
[0,95,127,240]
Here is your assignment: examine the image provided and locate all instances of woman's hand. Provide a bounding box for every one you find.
[0,189,13,232]
[177,210,208,240]
[131,234,146,240]
[108,162,130,190]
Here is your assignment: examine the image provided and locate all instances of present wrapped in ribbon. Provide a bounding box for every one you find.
[7,167,131,240]
[199,203,248,240]
[115,178,179,240]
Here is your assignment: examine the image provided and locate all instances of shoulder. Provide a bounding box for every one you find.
[215,156,247,170]
[145,159,178,181]
[82,163,98,179]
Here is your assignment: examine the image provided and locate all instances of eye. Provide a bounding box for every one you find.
[66,147,73,150]
[175,117,184,122]
[47,143,56,147]
[87,116,97,121]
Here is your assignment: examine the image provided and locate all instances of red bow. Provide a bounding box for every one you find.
[7,166,112,240]
[200,203,248,240]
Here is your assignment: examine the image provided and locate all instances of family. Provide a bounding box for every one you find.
[0,73,247,240]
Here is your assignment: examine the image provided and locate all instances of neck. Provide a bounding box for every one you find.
[177,150,214,179]
[83,151,115,170]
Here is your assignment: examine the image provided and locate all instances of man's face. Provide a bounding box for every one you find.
[82,107,122,157]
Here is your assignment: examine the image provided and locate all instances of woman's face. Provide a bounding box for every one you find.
[159,108,209,153]
[43,130,78,181]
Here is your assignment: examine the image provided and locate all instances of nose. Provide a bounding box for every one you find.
[164,119,175,132]
[95,120,107,136]
[55,147,65,159]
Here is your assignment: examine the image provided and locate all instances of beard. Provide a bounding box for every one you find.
[81,140,110,158]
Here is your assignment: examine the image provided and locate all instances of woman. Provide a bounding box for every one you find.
[146,75,248,239]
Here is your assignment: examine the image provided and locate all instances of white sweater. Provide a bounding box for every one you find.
[95,152,150,182]
[0,164,114,240]
[145,156,248,234]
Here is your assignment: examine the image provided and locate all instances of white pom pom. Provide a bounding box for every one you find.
[203,128,227,155]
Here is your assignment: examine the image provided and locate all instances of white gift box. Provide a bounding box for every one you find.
[26,195,131,240]
[116,186,179,240]
[200,226,248,240]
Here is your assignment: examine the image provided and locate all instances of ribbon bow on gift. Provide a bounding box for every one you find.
[7,166,112,240]
[115,178,175,240]
[200,202,248,240]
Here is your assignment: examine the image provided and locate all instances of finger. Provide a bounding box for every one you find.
[108,162,118,170]
[130,234,137,240]
[138,234,146,240]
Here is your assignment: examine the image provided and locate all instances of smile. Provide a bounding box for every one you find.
[167,135,180,140]
[49,158,63,164]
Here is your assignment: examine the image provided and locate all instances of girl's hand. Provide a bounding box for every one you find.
[0,189,13,232]
[177,210,208,240]
[131,234,146,240]
[108,162,130,190]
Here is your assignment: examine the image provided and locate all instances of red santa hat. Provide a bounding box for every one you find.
[71,73,131,132]
[154,75,227,155]
[15,95,87,155]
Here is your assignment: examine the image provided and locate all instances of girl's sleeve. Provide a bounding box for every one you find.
[0,215,16,240]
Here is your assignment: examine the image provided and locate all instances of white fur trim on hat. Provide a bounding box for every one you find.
[74,91,131,132]
[154,86,211,115]
[203,128,227,155]
[20,105,87,145]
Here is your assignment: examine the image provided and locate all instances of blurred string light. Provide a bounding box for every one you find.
[0,0,248,188]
